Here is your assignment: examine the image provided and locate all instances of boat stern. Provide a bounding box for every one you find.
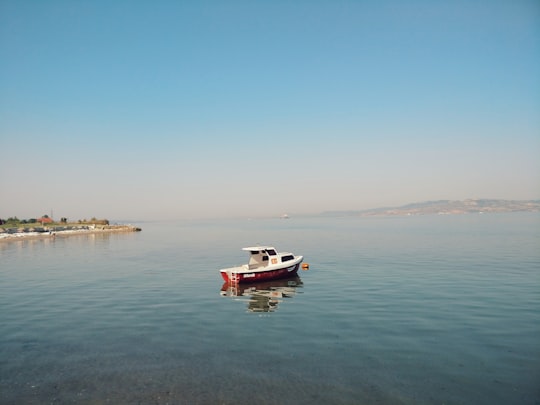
[220,265,247,283]
[220,269,231,282]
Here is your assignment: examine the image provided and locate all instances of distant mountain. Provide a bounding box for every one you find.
[321,199,540,217]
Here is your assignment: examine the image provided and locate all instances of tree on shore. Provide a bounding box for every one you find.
[1,216,109,227]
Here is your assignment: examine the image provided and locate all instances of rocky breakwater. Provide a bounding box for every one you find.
[0,224,141,242]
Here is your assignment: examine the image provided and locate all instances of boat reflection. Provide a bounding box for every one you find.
[220,276,303,313]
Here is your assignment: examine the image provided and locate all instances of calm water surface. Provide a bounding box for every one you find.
[1,214,539,404]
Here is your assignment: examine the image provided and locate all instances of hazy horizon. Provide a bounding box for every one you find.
[1,1,539,221]
[2,197,539,224]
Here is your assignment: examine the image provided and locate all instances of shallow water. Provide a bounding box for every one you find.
[1,213,539,404]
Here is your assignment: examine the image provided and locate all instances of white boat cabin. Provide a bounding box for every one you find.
[242,246,295,270]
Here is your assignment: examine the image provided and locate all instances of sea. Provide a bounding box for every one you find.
[1,213,539,405]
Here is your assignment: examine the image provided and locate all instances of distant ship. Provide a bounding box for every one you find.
[280,214,289,219]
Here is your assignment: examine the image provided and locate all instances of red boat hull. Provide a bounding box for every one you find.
[221,263,300,284]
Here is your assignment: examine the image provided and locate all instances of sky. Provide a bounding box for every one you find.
[1,0,539,220]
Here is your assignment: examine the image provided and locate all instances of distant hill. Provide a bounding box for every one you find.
[321,199,540,217]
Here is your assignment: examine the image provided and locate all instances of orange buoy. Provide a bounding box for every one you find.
[301,263,310,270]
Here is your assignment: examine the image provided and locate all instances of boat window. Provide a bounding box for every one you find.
[250,251,259,254]
[281,255,294,262]
[266,249,277,255]
[262,256,268,261]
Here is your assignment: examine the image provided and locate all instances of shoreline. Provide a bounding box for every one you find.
[0,225,141,243]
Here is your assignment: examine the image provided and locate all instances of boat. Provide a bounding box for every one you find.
[220,246,304,283]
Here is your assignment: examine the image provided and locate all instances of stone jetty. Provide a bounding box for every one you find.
[0,224,141,242]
